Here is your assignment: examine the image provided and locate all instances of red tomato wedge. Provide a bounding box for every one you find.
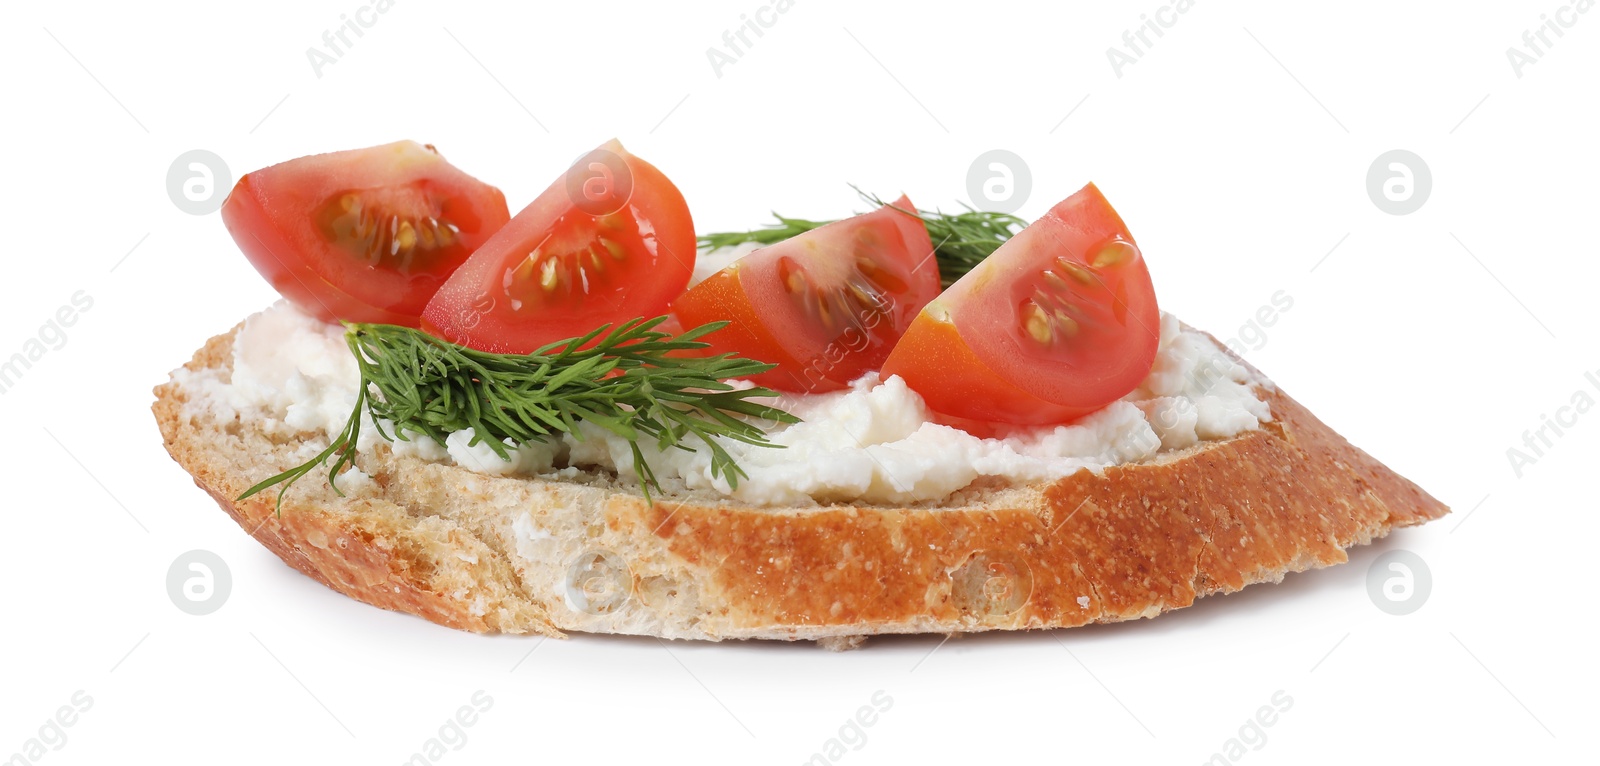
[222,141,510,326]
[673,196,939,392]
[880,183,1160,427]
[423,140,695,354]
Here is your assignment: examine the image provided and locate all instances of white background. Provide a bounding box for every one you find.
[2,0,1595,763]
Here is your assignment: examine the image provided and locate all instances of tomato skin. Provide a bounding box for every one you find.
[672,195,938,392]
[422,140,696,354]
[671,262,804,368]
[881,183,1160,426]
[222,141,510,326]
[883,304,1087,430]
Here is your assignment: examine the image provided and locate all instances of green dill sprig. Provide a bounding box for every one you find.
[696,188,1025,287]
[697,214,835,251]
[237,317,799,513]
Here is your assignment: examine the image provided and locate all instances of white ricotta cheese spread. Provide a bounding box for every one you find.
[193,247,1271,506]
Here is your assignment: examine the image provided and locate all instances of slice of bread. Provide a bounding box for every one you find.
[153,323,1447,645]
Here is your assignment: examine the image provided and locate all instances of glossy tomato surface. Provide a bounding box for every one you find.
[881,183,1160,426]
[673,196,938,392]
[422,140,696,353]
[222,141,510,326]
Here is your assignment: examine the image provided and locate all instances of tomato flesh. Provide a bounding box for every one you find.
[673,196,938,392]
[423,140,696,354]
[881,183,1160,426]
[222,141,510,326]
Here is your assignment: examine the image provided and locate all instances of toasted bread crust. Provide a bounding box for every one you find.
[155,329,559,636]
[623,386,1445,638]
[154,326,1447,643]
